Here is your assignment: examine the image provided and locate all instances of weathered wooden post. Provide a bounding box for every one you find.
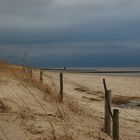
[40,70,43,82]
[27,67,30,76]
[25,67,27,74]
[113,109,119,140]
[29,68,32,78]
[105,90,112,135]
[103,78,107,92]
[22,67,25,73]
[59,73,63,102]
[103,79,112,136]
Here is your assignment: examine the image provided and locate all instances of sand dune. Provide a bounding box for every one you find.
[0,62,140,140]
[0,62,110,140]
[42,71,140,140]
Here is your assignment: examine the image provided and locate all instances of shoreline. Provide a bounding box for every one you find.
[42,69,140,77]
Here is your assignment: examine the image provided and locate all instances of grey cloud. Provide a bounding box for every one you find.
[1,41,140,67]
[0,0,140,34]
[0,41,140,57]
[0,0,140,67]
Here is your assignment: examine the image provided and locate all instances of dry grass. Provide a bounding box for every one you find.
[0,61,112,140]
[112,95,140,105]
[0,99,10,113]
[0,60,11,71]
[0,61,59,102]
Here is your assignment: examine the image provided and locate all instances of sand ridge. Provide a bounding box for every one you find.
[0,63,109,140]
[42,71,140,140]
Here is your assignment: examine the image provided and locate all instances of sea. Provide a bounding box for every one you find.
[43,67,140,77]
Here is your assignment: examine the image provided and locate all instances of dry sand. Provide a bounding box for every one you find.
[0,62,139,140]
[42,71,140,140]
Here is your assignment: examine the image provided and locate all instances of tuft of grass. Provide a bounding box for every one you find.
[0,99,10,113]
[112,95,140,105]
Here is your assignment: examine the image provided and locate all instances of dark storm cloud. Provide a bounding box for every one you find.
[0,41,140,57]
[0,0,140,66]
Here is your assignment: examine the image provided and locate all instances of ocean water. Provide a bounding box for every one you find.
[44,67,140,77]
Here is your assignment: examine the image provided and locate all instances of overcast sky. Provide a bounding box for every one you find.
[0,0,140,67]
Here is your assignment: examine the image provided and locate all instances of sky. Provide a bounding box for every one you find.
[0,0,140,67]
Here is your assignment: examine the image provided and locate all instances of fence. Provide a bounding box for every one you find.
[23,67,120,139]
[103,79,119,140]
[1,66,140,140]
[24,67,120,139]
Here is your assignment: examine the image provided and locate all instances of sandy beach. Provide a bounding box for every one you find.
[0,62,140,140]
[42,71,140,139]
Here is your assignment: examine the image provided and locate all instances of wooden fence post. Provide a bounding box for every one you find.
[29,68,32,78]
[104,90,112,135]
[113,109,119,140]
[27,67,30,76]
[22,67,25,73]
[40,70,43,82]
[103,78,107,92]
[59,73,63,102]
[25,67,27,74]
